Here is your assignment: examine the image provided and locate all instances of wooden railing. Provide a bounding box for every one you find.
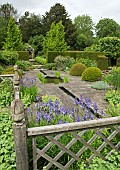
[11,65,120,170]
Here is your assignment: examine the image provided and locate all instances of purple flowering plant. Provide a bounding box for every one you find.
[26,94,105,127]
[20,76,38,107]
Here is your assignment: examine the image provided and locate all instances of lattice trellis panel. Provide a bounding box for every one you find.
[32,125,120,170]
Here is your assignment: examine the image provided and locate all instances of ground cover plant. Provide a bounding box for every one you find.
[0,109,16,170]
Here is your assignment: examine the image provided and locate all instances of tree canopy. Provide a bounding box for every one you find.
[19,11,42,42]
[42,3,77,49]
[95,18,120,38]
[43,21,68,53]
[4,17,23,50]
[0,3,17,20]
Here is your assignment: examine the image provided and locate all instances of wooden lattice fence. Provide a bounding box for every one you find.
[11,65,120,170]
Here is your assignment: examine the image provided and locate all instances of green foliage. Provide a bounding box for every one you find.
[0,110,16,170]
[41,3,77,49]
[2,67,22,78]
[35,56,47,65]
[17,51,29,61]
[55,71,60,78]
[0,3,17,20]
[82,67,102,82]
[28,35,44,55]
[86,151,120,170]
[4,17,23,50]
[77,58,97,68]
[0,17,7,49]
[105,90,120,105]
[95,18,120,38]
[106,101,120,117]
[0,78,14,108]
[0,50,18,65]
[43,21,68,53]
[96,55,109,70]
[19,12,42,42]
[63,76,69,83]
[103,67,120,90]
[16,60,32,71]
[0,65,4,74]
[70,63,87,76]
[20,77,38,108]
[41,63,56,70]
[54,55,76,70]
[37,73,46,84]
[99,37,120,59]
[117,58,120,67]
[91,81,111,90]
[74,14,94,50]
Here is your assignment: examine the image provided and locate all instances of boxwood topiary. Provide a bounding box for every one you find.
[82,67,102,82]
[70,63,87,76]
[2,67,22,78]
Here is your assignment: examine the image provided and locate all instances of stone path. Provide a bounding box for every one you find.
[23,69,108,112]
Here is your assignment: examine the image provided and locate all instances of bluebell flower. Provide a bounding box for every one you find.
[43,113,51,123]
[89,113,94,120]
[74,98,79,105]
[92,102,98,113]
[82,115,86,121]
[75,116,80,122]
[58,119,63,124]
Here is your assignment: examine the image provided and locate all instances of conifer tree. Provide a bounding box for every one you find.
[43,21,68,53]
[4,17,23,50]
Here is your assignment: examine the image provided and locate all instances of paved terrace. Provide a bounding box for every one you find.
[23,69,109,113]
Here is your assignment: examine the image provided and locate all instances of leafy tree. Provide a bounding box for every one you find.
[74,15,94,50]
[0,3,17,20]
[95,18,120,38]
[4,17,23,50]
[28,35,44,56]
[43,21,68,53]
[99,37,120,59]
[0,17,7,49]
[19,11,42,42]
[42,3,77,49]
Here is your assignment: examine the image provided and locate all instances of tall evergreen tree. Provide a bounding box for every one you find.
[43,21,68,53]
[19,11,42,42]
[4,17,23,50]
[42,3,77,49]
[0,3,17,20]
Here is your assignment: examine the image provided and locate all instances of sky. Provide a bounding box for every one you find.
[0,0,120,24]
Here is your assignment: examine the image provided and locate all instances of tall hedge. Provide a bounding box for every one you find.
[17,51,29,61]
[47,51,108,70]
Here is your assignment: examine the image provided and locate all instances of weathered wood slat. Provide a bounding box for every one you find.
[46,131,86,169]
[27,116,120,136]
[46,135,80,161]
[32,138,37,170]
[71,131,106,160]
[88,126,120,162]
[36,148,65,170]
[64,130,103,169]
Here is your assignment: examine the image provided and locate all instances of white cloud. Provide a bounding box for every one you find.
[0,0,120,24]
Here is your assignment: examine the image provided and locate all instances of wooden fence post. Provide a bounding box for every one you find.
[11,65,29,170]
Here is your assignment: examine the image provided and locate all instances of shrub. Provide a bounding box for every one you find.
[0,110,16,170]
[0,78,14,107]
[77,58,97,68]
[16,60,32,71]
[96,55,109,70]
[17,51,29,61]
[70,63,87,76]
[0,50,19,65]
[105,90,120,105]
[82,67,102,82]
[91,81,111,90]
[2,67,22,78]
[41,63,56,70]
[35,56,47,65]
[103,67,120,90]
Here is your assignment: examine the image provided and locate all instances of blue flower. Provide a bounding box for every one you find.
[58,119,63,124]
[43,113,51,123]
[75,116,80,122]
[93,102,98,113]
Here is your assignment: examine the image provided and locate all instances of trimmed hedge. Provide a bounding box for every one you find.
[96,55,109,70]
[17,51,29,61]
[47,51,108,70]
